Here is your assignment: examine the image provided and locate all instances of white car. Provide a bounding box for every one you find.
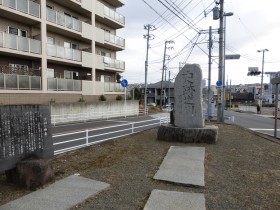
[147,102,156,107]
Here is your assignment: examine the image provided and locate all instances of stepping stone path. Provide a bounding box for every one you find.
[0,175,109,210]
[145,146,206,209]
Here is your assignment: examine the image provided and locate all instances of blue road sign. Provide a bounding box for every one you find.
[216,80,222,87]
[121,79,128,88]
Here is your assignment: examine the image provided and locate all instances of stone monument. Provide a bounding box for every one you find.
[158,64,218,144]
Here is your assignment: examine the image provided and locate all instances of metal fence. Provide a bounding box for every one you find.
[53,117,169,155]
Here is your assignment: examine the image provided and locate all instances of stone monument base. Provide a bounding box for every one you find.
[5,159,54,190]
[157,125,218,144]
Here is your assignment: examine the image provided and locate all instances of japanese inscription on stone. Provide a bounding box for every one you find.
[174,64,204,128]
[0,105,53,172]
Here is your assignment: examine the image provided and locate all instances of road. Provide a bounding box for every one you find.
[225,110,280,138]
[51,110,279,155]
[51,113,170,155]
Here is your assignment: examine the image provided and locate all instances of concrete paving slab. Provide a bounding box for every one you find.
[144,189,206,210]
[154,146,205,187]
[0,175,110,210]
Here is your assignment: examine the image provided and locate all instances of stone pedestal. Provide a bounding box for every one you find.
[157,125,218,144]
[5,159,54,190]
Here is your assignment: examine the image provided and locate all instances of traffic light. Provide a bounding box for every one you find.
[247,69,261,76]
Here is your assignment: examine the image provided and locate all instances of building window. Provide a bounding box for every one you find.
[104,76,110,82]
[9,64,28,74]
[8,27,27,37]
[72,43,78,49]
[47,68,54,78]
[101,51,111,58]
[64,42,71,48]
[47,37,54,44]
[9,27,18,35]
[64,41,78,49]
[64,70,79,79]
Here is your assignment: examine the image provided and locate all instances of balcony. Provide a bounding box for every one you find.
[104,82,124,92]
[0,0,40,17]
[95,2,125,29]
[47,44,81,62]
[95,55,125,72]
[0,32,41,55]
[104,6,125,25]
[95,28,125,51]
[47,8,81,32]
[48,78,82,91]
[102,0,124,8]
[104,57,125,71]
[51,0,92,14]
[0,73,41,90]
[95,81,124,94]
[104,32,125,50]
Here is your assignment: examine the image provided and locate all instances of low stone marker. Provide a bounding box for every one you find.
[5,158,54,190]
[157,64,218,143]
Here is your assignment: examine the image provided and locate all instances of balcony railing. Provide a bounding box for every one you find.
[104,32,125,48]
[104,82,124,92]
[0,0,40,17]
[0,32,41,54]
[103,57,125,70]
[48,78,82,91]
[47,8,81,32]
[0,73,41,90]
[47,44,81,62]
[104,5,125,25]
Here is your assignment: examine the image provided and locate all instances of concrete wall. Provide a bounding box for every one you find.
[50,100,139,125]
[239,105,275,115]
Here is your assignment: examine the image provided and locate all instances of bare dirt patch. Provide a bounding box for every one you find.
[1,123,280,209]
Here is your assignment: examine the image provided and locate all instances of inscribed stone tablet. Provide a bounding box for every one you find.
[174,64,204,128]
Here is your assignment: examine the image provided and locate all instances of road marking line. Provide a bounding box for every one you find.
[106,120,130,123]
[249,128,280,131]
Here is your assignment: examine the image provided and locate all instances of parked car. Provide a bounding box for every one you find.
[162,103,174,111]
[147,102,156,107]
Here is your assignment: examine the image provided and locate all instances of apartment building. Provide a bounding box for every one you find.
[0,0,125,104]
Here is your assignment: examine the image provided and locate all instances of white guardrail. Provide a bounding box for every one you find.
[51,109,147,126]
[53,117,170,155]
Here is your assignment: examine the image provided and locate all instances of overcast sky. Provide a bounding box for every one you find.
[117,0,280,86]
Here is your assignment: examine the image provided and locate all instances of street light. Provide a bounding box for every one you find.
[257,48,269,113]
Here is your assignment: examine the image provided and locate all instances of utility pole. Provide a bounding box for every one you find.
[229,79,232,110]
[168,70,171,104]
[257,48,269,114]
[207,26,212,121]
[160,41,174,107]
[143,24,155,113]
[217,0,224,122]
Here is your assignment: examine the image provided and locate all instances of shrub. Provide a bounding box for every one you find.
[116,95,123,100]
[99,95,107,101]
[50,98,56,103]
[78,96,85,102]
